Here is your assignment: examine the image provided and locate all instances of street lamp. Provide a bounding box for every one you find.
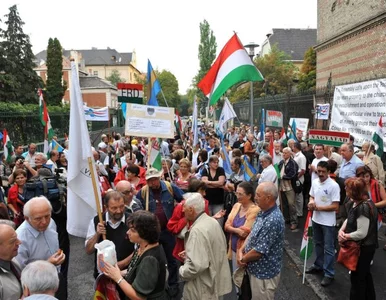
[244,42,259,133]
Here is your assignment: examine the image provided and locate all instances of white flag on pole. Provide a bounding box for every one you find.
[192,96,199,147]
[218,97,237,133]
[67,61,102,238]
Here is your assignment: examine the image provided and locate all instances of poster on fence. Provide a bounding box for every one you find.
[330,79,386,149]
[266,110,283,127]
[125,104,175,139]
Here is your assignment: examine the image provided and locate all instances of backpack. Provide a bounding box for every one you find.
[23,175,65,214]
[141,180,174,200]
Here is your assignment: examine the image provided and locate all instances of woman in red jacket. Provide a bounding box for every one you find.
[7,169,27,227]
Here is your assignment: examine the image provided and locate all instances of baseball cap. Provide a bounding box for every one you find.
[98,142,107,149]
[145,168,163,180]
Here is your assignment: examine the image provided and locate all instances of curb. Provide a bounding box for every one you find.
[283,239,331,300]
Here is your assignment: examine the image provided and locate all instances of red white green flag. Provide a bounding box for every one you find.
[372,116,384,157]
[39,89,55,140]
[3,129,13,163]
[198,33,264,106]
[175,110,182,136]
[280,127,287,146]
[300,211,313,260]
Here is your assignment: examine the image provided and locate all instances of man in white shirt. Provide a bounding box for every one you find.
[46,150,59,173]
[293,142,307,217]
[258,154,279,206]
[273,141,283,165]
[310,144,328,184]
[306,161,340,287]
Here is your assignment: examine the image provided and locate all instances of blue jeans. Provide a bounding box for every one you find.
[312,221,336,278]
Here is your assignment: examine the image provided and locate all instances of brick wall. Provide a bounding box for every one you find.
[82,92,107,107]
[318,0,386,43]
[316,20,386,87]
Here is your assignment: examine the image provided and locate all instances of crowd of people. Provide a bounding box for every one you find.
[0,123,385,300]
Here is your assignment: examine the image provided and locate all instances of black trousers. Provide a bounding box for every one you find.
[350,245,376,300]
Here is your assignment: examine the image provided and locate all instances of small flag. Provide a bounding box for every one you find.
[39,89,55,140]
[175,110,182,137]
[197,33,264,106]
[241,155,257,182]
[146,60,161,106]
[289,119,297,141]
[149,138,162,170]
[280,127,287,146]
[51,139,64,152]
[372,116,384,157]
[3,129,13,163]
[259,109,265,141]
[300,211,313,260]
[192,97,199,147]
[217,97,237,133]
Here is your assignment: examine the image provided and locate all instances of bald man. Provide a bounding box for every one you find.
[0,224,22,300]
[115,181,143,213]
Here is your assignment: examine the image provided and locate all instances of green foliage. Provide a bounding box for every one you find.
[157,70,180,108]
[0,5,40,104]
[106,69,126,87]
[46,38,66,105]
[297,47,316,92]
[178,96,190,116]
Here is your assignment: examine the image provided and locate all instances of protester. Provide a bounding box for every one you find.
[23,143,37,168]
[21,260,59,299]
[47,150,59,173]
[306,161,340,287]
[7,169,27,227]
[179,193,232,299]
[293,142,307,217]
[174,158,193,192]
[310,144,328,184]
[0,223,22,300]
[102,210,169,299]
[238,182,284,300]
[338,177,378,300]
[361,142,385,185]
[115,181,143,213]
[339,143,364,179]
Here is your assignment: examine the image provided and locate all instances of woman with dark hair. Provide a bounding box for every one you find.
[7,169,27,227]
[57,152,68,170]
[126,164,146,191]
[338,177,378,300]
[224,181,260,279]
[194,149,208,178]
[102,210,168,299]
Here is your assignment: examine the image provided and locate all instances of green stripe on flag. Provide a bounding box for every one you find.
[309,139,344,147]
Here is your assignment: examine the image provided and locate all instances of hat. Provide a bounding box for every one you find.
[232,267,245,288]
[145,168,163,180]
[98,142,107,149]
[101,134,107,138]
[131,139,138,145]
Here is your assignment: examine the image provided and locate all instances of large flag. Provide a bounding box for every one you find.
[3,129,13,163]
[146,60,161,106]
[149,138,162,170]
[197,33,264,106]
[241,155,257,182]
[67,61,102,238]
[218,97,237,133]
[192,97,199,147]
[259,109,265,141]
[84,106,109,121]
[372,116,384,157]
[300,211,313,260]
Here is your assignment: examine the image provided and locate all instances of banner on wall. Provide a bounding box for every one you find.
[330,79,386,148]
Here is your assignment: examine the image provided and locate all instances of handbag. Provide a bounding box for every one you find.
[337,240,360,271]
[238,269,252,300]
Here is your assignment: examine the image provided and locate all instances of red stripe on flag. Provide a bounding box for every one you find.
[309,130,350,138]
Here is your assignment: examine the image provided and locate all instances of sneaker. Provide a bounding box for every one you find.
[290,224,298,230]
[321,276,334,287]
[305,266,323,274]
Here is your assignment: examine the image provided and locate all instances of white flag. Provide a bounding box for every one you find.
[67,61,102,238]
[192,96,199,147]
[218,97,237,133]
[84,106,109,121]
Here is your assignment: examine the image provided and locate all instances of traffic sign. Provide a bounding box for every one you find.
[117,83,143,103]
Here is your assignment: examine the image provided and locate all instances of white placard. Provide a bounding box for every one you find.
[125,104,175,139]
[330,79,386,148]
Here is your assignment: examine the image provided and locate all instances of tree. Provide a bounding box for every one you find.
[106,69,126,86]
[193,20,217,110]
[46,38,66,105]
[297,47,316,92]
[157,70,180,108]
[0,5,40,104]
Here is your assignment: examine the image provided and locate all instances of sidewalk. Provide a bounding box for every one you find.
[283,216,386,300]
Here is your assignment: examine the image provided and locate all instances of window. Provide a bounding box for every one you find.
[93,71,98,76]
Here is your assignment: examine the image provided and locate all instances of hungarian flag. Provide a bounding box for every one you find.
[175,110,182,137]
[149,138,162,171]
[300,211,313,260]
[280,127,287,146]
[39,89,55,155]
[198,33,264,106]
[3,129,13,163]
[372,116,384,157]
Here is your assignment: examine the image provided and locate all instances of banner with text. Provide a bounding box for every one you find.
[266,110,283,127]
[125,104,175,139]
[288,117,309,136]
[309,130,350,147]
[330,79,386,148]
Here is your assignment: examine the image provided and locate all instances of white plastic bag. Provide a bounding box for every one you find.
[95,240,117,274]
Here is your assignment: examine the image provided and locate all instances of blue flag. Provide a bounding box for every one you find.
[289,119,297,141]
[146,60,161,106]
[259,109,265,141]
[51,139,64,152]
[241,156,257,182]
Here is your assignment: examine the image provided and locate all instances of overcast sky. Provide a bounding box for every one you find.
[1,0,317,94]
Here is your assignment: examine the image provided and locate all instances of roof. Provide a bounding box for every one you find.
[35,48,133,66]
[268,28,317,61]
[79,73,117,90]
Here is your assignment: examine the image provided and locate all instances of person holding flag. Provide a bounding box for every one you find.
[306,161,340,287]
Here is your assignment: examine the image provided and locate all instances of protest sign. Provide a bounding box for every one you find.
[288,118,309,140]
[315,104,330,120]
[125,104,175,139]
[330,79,386,148]
[266,110,283,127]
[309,130,350,147]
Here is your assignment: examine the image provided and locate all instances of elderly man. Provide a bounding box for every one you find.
[136,168,184,295]
[0,223,22,300]
[258,155,278,186]
[15,197,66,299]
[115,181,143,212]
[362,142,385,184]
[179,193,232,299]
[21,260,59,299]
[238,182,284,300]
[339,143,364,179]
[273,141,283,165]
[47,150,59,173]
[23,143,37,168]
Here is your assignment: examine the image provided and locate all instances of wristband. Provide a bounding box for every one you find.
[117,277,124,285]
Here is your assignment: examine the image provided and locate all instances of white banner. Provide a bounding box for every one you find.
[84,106,109,121]
[330,79,386,148]
[288,118,309,140]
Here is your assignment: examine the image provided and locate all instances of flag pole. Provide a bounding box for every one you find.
[146,138,153,211]
[302,236,309,284]
[159,89,170,107]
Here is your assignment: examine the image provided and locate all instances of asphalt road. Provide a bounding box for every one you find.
[68,234,319,300]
